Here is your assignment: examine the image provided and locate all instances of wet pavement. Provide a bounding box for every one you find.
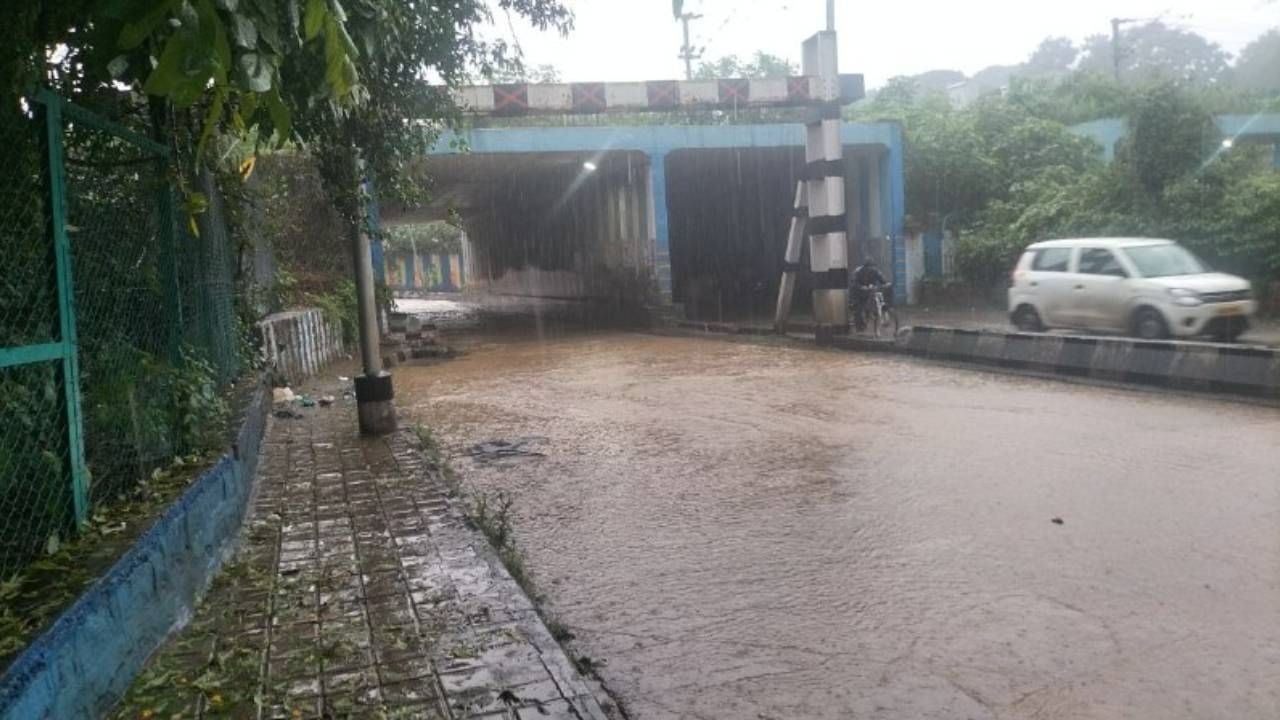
[400,325,1280,719]
[112,368,607,720]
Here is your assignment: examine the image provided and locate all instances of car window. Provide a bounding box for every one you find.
[1122,244,1208,278]
[1031,247,1071,272]
[1078,248,1126,277]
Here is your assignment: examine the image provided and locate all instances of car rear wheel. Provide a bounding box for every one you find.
[1012,305,1043,333]
[1131,307,1169,340]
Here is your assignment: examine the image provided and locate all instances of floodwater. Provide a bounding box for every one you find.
[398,326,1280,719]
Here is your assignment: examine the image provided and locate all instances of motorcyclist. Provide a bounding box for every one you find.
[849,259,889,331]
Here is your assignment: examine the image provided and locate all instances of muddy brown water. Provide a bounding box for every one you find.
[398,328,1280,719]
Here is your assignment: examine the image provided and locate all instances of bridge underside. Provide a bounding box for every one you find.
[383,124,905,321]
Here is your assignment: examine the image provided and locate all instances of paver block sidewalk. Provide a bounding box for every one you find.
[112,375,607,720]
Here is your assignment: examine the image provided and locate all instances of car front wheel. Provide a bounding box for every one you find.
[1131,307,1169,340]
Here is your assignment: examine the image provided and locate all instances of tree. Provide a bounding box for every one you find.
[1022,37,1078,78]
[1077,21,1231,85]
[1120,81,1215,197]
[1234,29,1280,92]
[694,52,797,79]
[488,62,561,83]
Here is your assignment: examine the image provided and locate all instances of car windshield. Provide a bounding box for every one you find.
[1121,244,1208,278]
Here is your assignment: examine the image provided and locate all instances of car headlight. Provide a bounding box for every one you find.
[1167,288,1203,307]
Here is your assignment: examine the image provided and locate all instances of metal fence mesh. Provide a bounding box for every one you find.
[183,172,241,386]
[0,103,75,574]
[64,115,178,504]
[0,92,242,578]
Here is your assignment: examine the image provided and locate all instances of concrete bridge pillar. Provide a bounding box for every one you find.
[647,151,672,302]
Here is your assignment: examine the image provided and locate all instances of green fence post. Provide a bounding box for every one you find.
[37,89,90,526]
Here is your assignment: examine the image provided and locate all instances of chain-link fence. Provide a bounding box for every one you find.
[0,90,241,578]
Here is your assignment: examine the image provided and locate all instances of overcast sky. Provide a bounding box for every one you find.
[494,0,1279,88]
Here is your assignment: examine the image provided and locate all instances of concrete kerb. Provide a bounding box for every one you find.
[898,326,1280,402]
[671,319,1279,402]
[0,378,271,720]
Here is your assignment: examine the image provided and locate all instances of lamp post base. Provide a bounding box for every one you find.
[355,372,397,435]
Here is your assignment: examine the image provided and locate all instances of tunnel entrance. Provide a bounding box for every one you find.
[400,150,656,320]
[666,145,890,322]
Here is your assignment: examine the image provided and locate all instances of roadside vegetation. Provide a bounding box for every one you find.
[850,24,1280,305]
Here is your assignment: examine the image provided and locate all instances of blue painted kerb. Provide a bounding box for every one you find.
[0,379,271,720]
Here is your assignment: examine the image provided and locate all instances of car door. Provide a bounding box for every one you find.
[1072,247,1130,330]
[1028,246,1078,326]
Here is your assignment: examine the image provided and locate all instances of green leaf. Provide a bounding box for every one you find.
[199,0,232,84]
[188,189,209,214]
[237,90,259,125]
[214,0,237,9]
[195,85,224,162]
[263,86,291,142]
[249,0,282,52]
[230,13,257,48]
[304,0,326,40]
[237,52,272,92]
[323,14,359,98]
[118,0,177,49]
[141,32,193,98]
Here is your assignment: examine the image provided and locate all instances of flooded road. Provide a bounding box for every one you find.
[398,327,1280,719]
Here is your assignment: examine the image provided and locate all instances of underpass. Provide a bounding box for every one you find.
[381,121,905,322]
[399,315,1280,720]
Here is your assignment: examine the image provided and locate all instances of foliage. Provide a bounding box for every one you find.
[952,80,1280,293]
[488,62,561,83]
[305,279,360,345]
[172,347,230,454]
[869,58,1280,296]
[1121,82,1215,196]
[383,221,463,255]
[851,81,1100,231]
[694,52,797,79]
[1,452,217,670]
[1234,29,1280,93]
[1076,21,1233,85]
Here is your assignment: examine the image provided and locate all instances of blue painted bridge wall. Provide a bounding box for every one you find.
[0,380,271,720]
[1070,114,1280,166]
[429,122,908,304]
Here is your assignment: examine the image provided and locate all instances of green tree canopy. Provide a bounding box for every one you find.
[1077,21,1232,85]
[694,52,797,79]
[1234,29,1280,92]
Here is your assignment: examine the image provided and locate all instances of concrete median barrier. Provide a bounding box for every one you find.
[900,326,1280,401]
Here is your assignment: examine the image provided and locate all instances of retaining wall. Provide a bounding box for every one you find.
[259,308,346,383]
[900,326,1280,400]
[0,380,271,720]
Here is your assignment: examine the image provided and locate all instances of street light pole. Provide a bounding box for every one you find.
[351,151,396,435]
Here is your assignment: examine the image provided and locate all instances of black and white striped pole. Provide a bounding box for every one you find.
[801,28,849,343]
[773,181,807,332]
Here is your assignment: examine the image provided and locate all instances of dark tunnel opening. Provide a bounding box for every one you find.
[666,145,887,322]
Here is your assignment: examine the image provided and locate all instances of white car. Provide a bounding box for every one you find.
[1008,238,1256,341]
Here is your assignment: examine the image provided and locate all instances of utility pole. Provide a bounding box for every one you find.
[1111,17,1138,82]
[677,12,703,80]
